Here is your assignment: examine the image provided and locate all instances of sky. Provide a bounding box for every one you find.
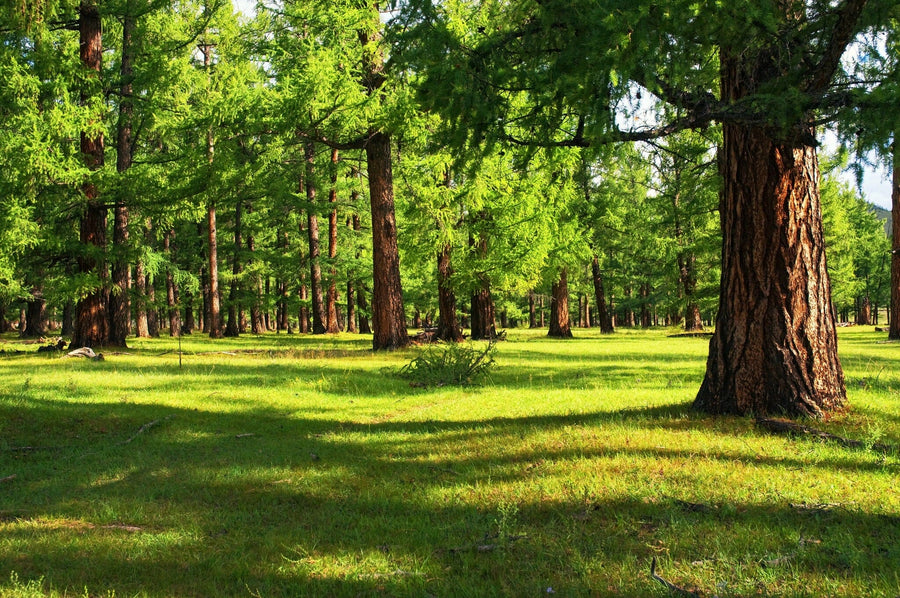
[230,0,893,211]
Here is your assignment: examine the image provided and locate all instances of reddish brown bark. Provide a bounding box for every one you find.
[548,268,573,338]
[109,11,134,348]
[72,0,108,349]
[694,49,845,416]
[164,229,180,336]
[366,132,408,350]
[470,285,497,340]
[591,256,614,333]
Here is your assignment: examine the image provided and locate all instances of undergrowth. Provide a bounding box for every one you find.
[397,341,496,387]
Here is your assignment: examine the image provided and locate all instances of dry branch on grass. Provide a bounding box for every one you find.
[755,417,894,453]
[650,558,716,597]
[118,415,174,445]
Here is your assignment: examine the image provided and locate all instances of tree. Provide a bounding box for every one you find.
[398,0,895,416]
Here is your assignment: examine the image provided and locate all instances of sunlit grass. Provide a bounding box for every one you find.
[0,327,898,597]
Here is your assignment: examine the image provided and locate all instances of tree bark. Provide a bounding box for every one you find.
[164,229,180,336]
[528,290,537,328]
[366,132,408,349]
[305,144,327,334]
[890,134,900,340]
[640,282,652,328]
[435,243,463,341]
[591,256,614,333]
[470,285,497,340]
[225,202,243,337]
[109,10,134,348]
[72,0,108,349]
[548,267,573,338]
[326,148,341,333]
[146,273,159,337]
[694,48,845,416]
[22,288,47,338]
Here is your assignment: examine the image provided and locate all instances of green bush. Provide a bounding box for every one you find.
[398,341,496,387]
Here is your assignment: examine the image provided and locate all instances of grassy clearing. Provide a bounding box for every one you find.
[0,327,898,597]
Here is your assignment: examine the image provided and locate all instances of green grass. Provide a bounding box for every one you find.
[0,327,898,597]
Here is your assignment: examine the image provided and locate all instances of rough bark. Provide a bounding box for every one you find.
[366,132,408,349]
[591,256,614,333]
[134,262,148,337]
[470,285,497,340]
[207,204,223,338]
[694,47,846,416]
[72,0,109,349]
[22,288,47,338]
[109,10,134,348]
[436,243,463,341]
[548,268,573,338]
[890,135,900,340]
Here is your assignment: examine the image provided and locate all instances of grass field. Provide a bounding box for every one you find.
[0,327,898,597]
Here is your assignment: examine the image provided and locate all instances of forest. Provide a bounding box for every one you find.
[2,1,900,596]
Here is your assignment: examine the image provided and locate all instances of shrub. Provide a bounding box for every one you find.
[398,341,496,387]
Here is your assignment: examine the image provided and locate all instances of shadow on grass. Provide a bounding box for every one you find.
[2,397,898,597]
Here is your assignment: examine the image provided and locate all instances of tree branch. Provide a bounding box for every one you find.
[804,0,869,93]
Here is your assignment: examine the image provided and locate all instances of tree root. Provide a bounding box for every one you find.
[755,417,894,453]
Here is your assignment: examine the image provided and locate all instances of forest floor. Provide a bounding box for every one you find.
[0,327,898,597]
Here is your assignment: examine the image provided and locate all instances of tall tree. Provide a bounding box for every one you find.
[399,0,891,416]
[71,0,110,349]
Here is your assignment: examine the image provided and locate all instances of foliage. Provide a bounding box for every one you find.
[397,340,496,387]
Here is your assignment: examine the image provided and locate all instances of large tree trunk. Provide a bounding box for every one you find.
[591,256,614,333]
[305,144,327,334]
[109,10,134,348]
[470,284,497,340]
[548,268,573,338]
[889,134,900,340]
[22,288,47,338]
[435,244,463,341]
[366,132,408,349]
[694,53,845,416]
[72,0,109,349]
[326,148,341,333]
[528,290,538,328]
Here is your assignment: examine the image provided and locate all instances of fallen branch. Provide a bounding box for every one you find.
[649,558,711,597]
[755,417,894,453]
[118,415,174,445]
[0,474,16,484]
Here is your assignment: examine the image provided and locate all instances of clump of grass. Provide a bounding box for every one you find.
[397,341,496,387]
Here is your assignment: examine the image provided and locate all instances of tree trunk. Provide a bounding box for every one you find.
[436,243,463,341]
[470,285,497,340]
[366,132,408,349]
[182,289,195,334]
[225,202,243,337]
[109,10,134,348]
[72,0,108,349]
[539,295,545,327]
[346,278,357,333]
[889,134,900,340]
[694,52,845,416]
[22,288,47,338]
[146,274,159,337]
[528,290,537,328]
[326,148,341,333]
[640,282,652,328]
[548,268,573,338]
[591,256,614,333]
[624,286,635,327]
[164,229,180,336]
[305,144,327,334]
[247,216,265,334]
[61,301,74,337]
